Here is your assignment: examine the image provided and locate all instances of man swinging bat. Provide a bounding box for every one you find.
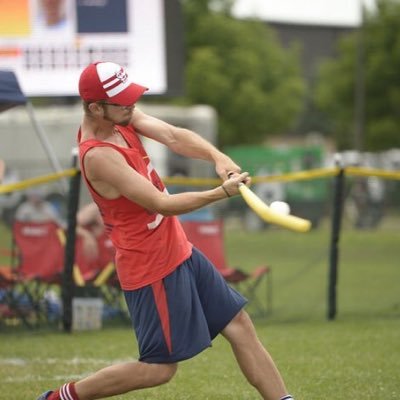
[37,61,295,400]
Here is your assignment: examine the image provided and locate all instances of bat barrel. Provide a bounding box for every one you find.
[238,184,312,233]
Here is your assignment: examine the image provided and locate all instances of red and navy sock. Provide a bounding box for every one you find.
[47,383,79,400]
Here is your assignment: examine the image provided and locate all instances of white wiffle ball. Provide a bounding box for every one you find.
[269,201,291,215]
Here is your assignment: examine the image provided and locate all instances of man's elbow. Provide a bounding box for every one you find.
[150,197,177,217]
[156,204,177,217]
[160,209,176,217]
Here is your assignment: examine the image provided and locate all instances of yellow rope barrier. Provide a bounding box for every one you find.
[250,168,339,183]
[162,168,340,186]
[345,166,400,180]
[1,166,399,195]
[0,168,78,194]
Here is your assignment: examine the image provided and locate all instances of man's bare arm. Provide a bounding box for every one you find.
[84,146,249,216]
[131,109,241,180]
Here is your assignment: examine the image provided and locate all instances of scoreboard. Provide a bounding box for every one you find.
[0,0,183,97]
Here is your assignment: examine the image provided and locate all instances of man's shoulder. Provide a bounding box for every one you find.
[84,145,119,160]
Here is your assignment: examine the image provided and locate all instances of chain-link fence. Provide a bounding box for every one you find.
[0,163,399,330]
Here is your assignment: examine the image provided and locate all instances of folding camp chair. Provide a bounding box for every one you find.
[181,220,272,317]
[74,231,127,320]
[91,233,128,320]
[0,265,34,327]
[14,221,65,281]
[12,221,75,324]
[74,231,115,283]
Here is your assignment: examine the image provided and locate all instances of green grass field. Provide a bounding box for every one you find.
[1,220,399,399]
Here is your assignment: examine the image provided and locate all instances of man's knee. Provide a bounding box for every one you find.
[151,363,178,385]
[228,309,252,330]
[222,310,256,341]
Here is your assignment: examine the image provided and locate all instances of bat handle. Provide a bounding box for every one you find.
[228,172,246,187]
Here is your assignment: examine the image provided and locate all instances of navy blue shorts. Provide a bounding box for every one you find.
[123,247,247,363]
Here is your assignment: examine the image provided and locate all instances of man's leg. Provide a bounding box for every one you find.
[41,362,177,400]
[221,310,292,400]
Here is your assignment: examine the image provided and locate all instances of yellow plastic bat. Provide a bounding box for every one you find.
[238,184,312,233]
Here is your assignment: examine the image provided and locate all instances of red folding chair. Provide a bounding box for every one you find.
[181,220,272,317]
[74,232,127,319]
[11,221,67,324]
[74,231,116,284]
[13,221,65,283]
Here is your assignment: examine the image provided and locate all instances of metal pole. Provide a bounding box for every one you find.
[327,155,345,320]
[25,102,68,193]
[62,148,81,332]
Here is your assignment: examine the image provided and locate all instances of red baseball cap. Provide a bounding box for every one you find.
[78,61,148,106]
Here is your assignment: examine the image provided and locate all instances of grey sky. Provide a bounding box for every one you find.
[232,0,377,26]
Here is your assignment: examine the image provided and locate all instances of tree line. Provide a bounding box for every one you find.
[155,0,400,151]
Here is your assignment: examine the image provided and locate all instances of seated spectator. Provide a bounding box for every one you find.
[15,188,65,226]
[75,202,115,280]
[15,188,99,264]
[77,202,105,240]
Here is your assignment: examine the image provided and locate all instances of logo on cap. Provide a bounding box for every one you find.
[100,65,130,98]
[116,68,128,83]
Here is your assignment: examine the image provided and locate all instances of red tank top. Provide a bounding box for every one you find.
[78,125,192,290]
